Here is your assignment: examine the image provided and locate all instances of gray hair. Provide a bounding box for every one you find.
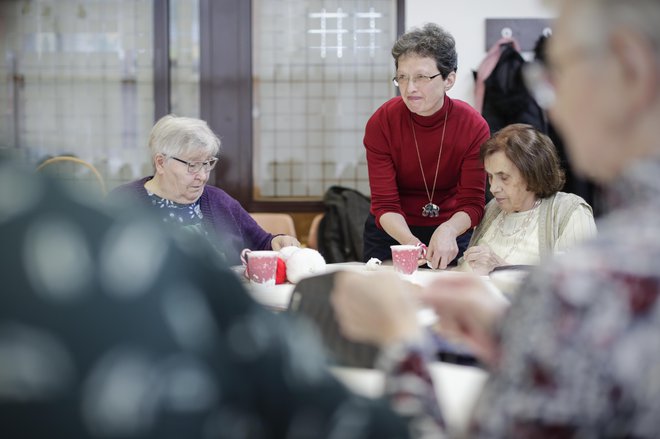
[559,0,660,61]
[391,23,457,78]
[148,115,221,161]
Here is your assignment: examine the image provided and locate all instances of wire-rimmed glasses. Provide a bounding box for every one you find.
[522,61,556,110]
[392,72,443,88]
[169,156,218,174]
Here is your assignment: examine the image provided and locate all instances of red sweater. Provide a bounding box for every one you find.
[364,95,490,228]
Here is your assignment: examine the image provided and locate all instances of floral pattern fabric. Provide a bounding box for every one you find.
[384,159,660,438]
[146,191,210,244]
[469,159,660,438]
[147,191,203,225]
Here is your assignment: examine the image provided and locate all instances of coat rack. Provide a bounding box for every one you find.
[485,18,554,52]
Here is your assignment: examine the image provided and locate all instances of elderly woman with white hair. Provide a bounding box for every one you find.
[110,114,299,263]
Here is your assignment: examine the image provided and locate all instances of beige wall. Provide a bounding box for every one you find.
[405,0,556,107]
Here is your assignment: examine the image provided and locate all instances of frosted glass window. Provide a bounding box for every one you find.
[169,0,200,118]
[252,0,397,200]
[0,0,155,190]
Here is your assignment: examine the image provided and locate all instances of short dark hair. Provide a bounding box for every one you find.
[481,124,565,198]
[391,23,457,79]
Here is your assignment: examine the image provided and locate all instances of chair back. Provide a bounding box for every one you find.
[307,213,324,249]
[250,212,297,238]
[288,272,379,368]
[36,156,107,196]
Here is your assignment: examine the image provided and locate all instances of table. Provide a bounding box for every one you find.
[235,262,493,433]
[237,263,505,365]
[331,362,488,435]
[236,262,505,313]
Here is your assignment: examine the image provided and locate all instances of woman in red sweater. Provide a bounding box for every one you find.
[364,23,490,269]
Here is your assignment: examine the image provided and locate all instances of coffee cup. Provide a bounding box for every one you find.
[390,244,425,275]
[240,249,279,285]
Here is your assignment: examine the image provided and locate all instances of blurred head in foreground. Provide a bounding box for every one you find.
[543,0,660,183]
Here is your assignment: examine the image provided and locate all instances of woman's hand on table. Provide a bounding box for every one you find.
[462,244,506,275]
[418,275,509,367]
[426,224,459,269]
[331,272,422,347]
[271,235,300,250]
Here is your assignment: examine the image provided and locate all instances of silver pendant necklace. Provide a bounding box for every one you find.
[411,108,449,218]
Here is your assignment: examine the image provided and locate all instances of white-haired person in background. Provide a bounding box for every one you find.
[110,115,299,264]
[332,0,660,436]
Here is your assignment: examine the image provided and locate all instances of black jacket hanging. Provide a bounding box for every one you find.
[481,43,546,134]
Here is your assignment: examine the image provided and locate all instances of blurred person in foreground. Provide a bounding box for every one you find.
[332,0,660,436]
[109,115,299,265]
[0,158,425,438]
[459,123,596,275]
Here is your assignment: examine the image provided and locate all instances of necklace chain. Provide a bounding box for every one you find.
[495,199,541,261]
[411,108,449,217]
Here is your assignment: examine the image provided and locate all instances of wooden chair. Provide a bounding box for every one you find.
[250,212,297,238]
[36,156,107,196]
[306,213,324,250]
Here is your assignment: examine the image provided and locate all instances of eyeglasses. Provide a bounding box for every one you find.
[523,48,605,110]
[392,73,442,88]
[169,156,218,174]
[522,61,556,110]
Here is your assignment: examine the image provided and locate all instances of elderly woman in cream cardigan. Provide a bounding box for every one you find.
[459,124,597,275]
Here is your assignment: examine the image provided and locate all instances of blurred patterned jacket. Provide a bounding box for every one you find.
[467,158,660,437]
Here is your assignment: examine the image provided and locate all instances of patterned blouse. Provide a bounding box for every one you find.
[144,190,232,262]
[147,190,205,233]
[384,158,660,438]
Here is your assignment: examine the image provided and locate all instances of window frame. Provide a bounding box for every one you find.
[197,0,404,212]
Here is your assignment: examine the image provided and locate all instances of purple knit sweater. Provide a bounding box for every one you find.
[109,177,274,264]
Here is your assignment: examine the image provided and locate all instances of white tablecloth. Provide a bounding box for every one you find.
[235,262,492,433]
[236,262,505,313]
[331,362,488,435]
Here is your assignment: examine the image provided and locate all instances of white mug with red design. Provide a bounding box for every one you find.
[390,243,427,275]
[240,249,279,285]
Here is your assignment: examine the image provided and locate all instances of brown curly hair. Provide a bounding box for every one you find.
[481,124,565,198]
[391,23,457,79]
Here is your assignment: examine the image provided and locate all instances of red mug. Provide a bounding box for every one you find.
[240,249,279,285]
[390,244,426,275]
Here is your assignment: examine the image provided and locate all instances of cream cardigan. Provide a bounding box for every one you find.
[467,192,597,265]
